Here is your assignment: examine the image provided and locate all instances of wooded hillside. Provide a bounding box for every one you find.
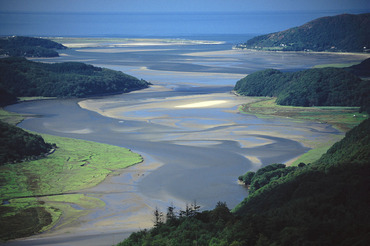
[119,118,370,246]
[0,36,66,57]
[0,121,55,165]
[0,57,150,104]
[238,13,370,52]
[234,65,370,112]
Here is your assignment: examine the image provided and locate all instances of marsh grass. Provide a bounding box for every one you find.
[240,97,367,131]
[240,97,368,166]
[18,97,57,102]
[312,62,359,68]
[0,108,28,125]
[289,137,343,166]
[0,131,142,241]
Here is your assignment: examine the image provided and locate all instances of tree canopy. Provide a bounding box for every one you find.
[234,65,370,111]
[0,36,66,57]
[238,13,370,52]
[0,120,55,165]
[0,57,150,104]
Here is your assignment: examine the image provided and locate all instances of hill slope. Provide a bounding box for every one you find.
[234,65,370,111]
[118,118,370,246]
[239,13,370,52]
[0,57,150,104]
[0,36,66,57]
[0,121,54,165]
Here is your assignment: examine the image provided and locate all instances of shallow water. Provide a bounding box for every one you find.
[7,86,337,211]
[4,39,354,245]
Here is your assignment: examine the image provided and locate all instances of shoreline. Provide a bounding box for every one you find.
[232,47,370,57]
[3,85,342,245]
[3,40,363,244]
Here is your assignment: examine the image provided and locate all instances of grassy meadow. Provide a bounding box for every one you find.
[0,114,143,240]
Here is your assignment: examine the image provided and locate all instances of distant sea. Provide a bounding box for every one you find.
[0,10,368,42]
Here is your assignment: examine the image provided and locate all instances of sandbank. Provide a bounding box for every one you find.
[56,38,225,49]
[175,100,229,108]
[76,48,174,53]
[7,84,341,246]
[78,85,335,151]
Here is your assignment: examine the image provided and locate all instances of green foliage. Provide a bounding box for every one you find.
[234,69,286,97]
[0,132,143,241]
[0,205,52,241]
[118,119,370,246]
[0,120,54,165]
[316,117,370,167]
[241,13,370,52]
[0,88,17,106]
[118,202,234,246]
[248,164,296,194]
[234,66,369,112]
[0,57,150,102]
[345,58,370,77]
[0,36,66,57]
[238,171,255,185]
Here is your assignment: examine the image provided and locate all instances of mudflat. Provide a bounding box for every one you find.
[4,38,363,245]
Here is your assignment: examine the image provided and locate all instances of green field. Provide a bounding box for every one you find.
[312,62,359,68]
[0,128,142,241]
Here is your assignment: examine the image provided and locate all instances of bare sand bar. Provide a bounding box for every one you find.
[56,38,225,48]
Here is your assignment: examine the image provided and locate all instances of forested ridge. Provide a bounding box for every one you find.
[237,13,370,52]
[119,118,370,246]
[234,60,370,112]
[0,57,150,104]
[0,36,66,57]
[0,121,55,165]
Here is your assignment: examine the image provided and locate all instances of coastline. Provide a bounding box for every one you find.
[3,38,365,245]
[232,47,370,57]
[2,86,344,242]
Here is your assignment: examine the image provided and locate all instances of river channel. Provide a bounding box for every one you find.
[4,38,366,245]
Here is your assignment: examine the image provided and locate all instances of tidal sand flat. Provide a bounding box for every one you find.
[4,38,359,245]
[5,84,342,246]
[32,37,369,86]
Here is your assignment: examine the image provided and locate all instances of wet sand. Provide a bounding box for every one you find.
[4,84,342,246]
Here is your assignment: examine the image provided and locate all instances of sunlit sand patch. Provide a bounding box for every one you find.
[60,128,93,134]
[62,43,101,48]
[60,38,225,48]
[244,155,262,166]
[230,131,276,148]
[172,140,223,147]
[79,92,248,123]
[175,100,228,108]
[148,118,180,128]
[132,66,246,80]
[76,48,173,53]
[284,155,302,166]
[174,119,231,131]
[183,49,251,57]
[42,122,92,134]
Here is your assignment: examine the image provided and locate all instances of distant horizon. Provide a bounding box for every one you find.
[0,10,369,38]
[1,0,369,13]
[1,9,369,14]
